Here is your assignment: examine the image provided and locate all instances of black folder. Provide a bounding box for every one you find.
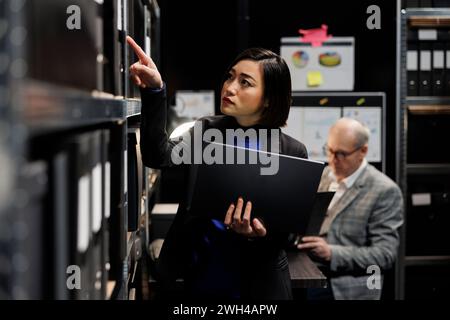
[304,192,335,236]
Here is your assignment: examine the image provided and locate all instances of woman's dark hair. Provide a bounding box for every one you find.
[222,48,292,128]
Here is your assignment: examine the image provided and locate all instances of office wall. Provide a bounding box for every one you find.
[158,0,399,180]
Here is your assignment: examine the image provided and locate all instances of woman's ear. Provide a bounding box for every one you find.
[264,100,269,108]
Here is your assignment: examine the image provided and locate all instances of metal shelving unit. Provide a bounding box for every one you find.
[0,0,161,300]
[404,256,450,266]
[397,7,450,300]
[407,163,450,174]
[0,0,39,300]
[21,80,129,135]
[406,96,450,105]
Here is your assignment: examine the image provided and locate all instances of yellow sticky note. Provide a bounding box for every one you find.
[307,71,323,87]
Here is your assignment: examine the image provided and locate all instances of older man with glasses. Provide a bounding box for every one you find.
[297,118,404,300]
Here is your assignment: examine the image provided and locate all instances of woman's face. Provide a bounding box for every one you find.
[220,59,265,127]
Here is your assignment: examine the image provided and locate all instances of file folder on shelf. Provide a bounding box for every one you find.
[101,129,111,296]
[407,41,419,96]
[432,42,445,96]
[446,41,450,96]
[89,131,104,299]
[419,42,432,96]
[67,134,92,300]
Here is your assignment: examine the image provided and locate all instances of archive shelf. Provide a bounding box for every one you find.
[0,0,161,300]
[397,7,450,299]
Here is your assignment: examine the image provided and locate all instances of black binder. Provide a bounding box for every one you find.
[51,150,70,299]
[102,0,121,95]
[127,130,138,231]
[407,41,419,96]
[446,41,450,96]
[432,42,445,96]
[101,129,111,297]
[89,131,104,299]
[68,134,92,300]
[419,42,432,96]
[108,126,127,282]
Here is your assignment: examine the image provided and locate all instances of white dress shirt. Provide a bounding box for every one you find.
[327,158,368,209]
[319,159,368,236]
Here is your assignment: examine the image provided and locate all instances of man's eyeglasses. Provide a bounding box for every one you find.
[323,145,362,161]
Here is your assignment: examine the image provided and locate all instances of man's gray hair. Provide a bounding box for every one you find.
[353,121,370,148]
[332,117,370,148]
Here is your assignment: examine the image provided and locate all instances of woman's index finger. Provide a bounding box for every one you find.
[126,36,149,63]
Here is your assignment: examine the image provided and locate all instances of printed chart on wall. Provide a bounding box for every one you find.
[284,92,385,165]
[303,108,341,161]
[284,107,341,161]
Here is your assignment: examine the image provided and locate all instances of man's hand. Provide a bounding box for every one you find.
[297,236,332,261]
[126,36,163,89]
[224,197,266,238]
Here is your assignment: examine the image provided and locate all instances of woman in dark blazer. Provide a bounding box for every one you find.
[127,36,307,300]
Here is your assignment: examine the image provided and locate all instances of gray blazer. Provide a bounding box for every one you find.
[317,164,404,300]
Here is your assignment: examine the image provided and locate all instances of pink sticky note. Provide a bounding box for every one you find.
[298,24,332,47]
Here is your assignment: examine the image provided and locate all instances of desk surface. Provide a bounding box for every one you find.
[287,251,327,288]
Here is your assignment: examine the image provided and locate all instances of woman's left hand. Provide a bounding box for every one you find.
[224,197,267,237]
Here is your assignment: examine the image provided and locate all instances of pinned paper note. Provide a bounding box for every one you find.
[319,98,329,105]
[307,71,323,87]
[357,98,366,106]
[299,24,332,47]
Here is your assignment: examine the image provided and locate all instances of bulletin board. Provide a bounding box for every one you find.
[283,92,386,171]
[281,37,355,91]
